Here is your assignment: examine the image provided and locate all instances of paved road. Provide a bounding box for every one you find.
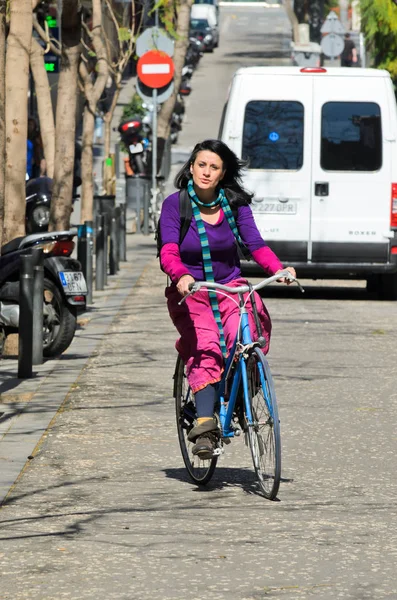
[177,3,291,153]
[1,5,397,599]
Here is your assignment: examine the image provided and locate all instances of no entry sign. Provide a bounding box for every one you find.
[137,50,174,89]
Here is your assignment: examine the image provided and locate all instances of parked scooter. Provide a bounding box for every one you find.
[118,117,149,175]
[25,176,52,234]
[0,230,87,358]
[25,175,81,234]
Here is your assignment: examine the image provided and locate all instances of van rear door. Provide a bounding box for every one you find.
[238,74,313,263]
[310,74,391,263]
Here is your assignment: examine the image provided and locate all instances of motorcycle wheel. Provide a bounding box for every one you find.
[43,277,77,357]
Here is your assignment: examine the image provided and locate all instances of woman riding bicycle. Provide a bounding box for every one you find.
[158,139,296,459]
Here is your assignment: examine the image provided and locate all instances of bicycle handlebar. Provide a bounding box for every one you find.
[180,270,304,304]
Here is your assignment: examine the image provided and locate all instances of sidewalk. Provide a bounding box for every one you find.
[0,69,175,506]
[0,233,157,505]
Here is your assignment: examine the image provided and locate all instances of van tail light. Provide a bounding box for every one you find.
[300,67,327,73]
[391,184,397,229]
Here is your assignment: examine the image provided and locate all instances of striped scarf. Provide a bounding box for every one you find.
[187,178,243,358]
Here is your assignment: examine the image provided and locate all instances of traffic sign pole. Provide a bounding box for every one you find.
[135,13,175,232]
[151,10,159,234]
[152,87,158,230]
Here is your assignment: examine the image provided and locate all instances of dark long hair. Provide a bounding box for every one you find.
[174,139,253,207]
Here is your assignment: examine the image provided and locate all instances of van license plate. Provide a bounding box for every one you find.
[254,202,297,215]
[59,272,88,294]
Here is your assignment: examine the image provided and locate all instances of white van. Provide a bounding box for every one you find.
[219,66,397,299]
[191,3,218,27]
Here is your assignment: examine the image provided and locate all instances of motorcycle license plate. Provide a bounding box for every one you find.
[129,142,144,154]
[59,272,87,294]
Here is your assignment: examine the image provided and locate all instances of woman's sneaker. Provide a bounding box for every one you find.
[192,431,219,460]
[187,418,219,460]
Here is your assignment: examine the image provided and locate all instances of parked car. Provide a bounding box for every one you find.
[219,66,397,299]
[190,4,219,50]
[189,18,214,52]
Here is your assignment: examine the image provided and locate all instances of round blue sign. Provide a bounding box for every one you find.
[269,131,279,142]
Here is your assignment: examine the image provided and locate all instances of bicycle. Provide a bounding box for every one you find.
[174,270,303,500]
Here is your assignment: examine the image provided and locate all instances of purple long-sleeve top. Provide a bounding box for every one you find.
[159,191,283,284]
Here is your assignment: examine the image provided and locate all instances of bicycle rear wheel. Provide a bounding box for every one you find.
[174,355,217,485]
[245,348,281,499]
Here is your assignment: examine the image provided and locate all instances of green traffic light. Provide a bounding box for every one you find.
[45,16,57,28]
[45,62,56,72]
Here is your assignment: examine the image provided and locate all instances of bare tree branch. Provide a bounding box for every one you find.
[32,14,62,56]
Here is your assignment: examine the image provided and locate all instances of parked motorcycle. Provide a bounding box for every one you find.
[118,117,150,175]
[25,176,80,234]
[25,176,52,234]
[0,230,87,357]
[185,37,204,69]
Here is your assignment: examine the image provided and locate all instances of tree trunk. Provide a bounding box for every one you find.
[103,75,122,159]
[30,37,55,178]
[80,0,109,224]
[157,0,194,171]
[103,75,122,195]
[285,0,301,43]
[81,106,96,221]
[294,0,309,24]
[0,0,6,247]
[49,0,81,232]
[2,0,32,245]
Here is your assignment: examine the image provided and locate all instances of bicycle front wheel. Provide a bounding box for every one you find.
[174,356,217,485]
[245,348,281,499]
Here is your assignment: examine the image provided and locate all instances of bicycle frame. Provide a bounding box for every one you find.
[217,292,266,439]
[181,291,268,441]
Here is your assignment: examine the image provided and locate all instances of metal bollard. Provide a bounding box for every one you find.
[136,184,142,234]
[32,247,44,365]
[118,203,127,262]
[109,212,118,275]
[95,214,105,291]
[85,220,93,304]
[115,206,121,267]
[115,142,120,178]
[103,217,108,285]
[18,252,34,378]
[143,184,150,236]
[78,221,93,304]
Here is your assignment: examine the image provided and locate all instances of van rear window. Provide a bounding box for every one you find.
[321,102,382,171]
[242,101,304,170]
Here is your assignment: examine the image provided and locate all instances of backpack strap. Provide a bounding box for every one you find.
[179,188,192,246]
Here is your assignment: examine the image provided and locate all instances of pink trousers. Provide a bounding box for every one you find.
[165,278,272,393]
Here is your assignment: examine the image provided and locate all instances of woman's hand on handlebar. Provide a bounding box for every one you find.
[275,266,296,285]
[177,274,195,297]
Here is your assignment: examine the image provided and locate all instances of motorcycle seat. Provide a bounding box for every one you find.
[1,236,24,256]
